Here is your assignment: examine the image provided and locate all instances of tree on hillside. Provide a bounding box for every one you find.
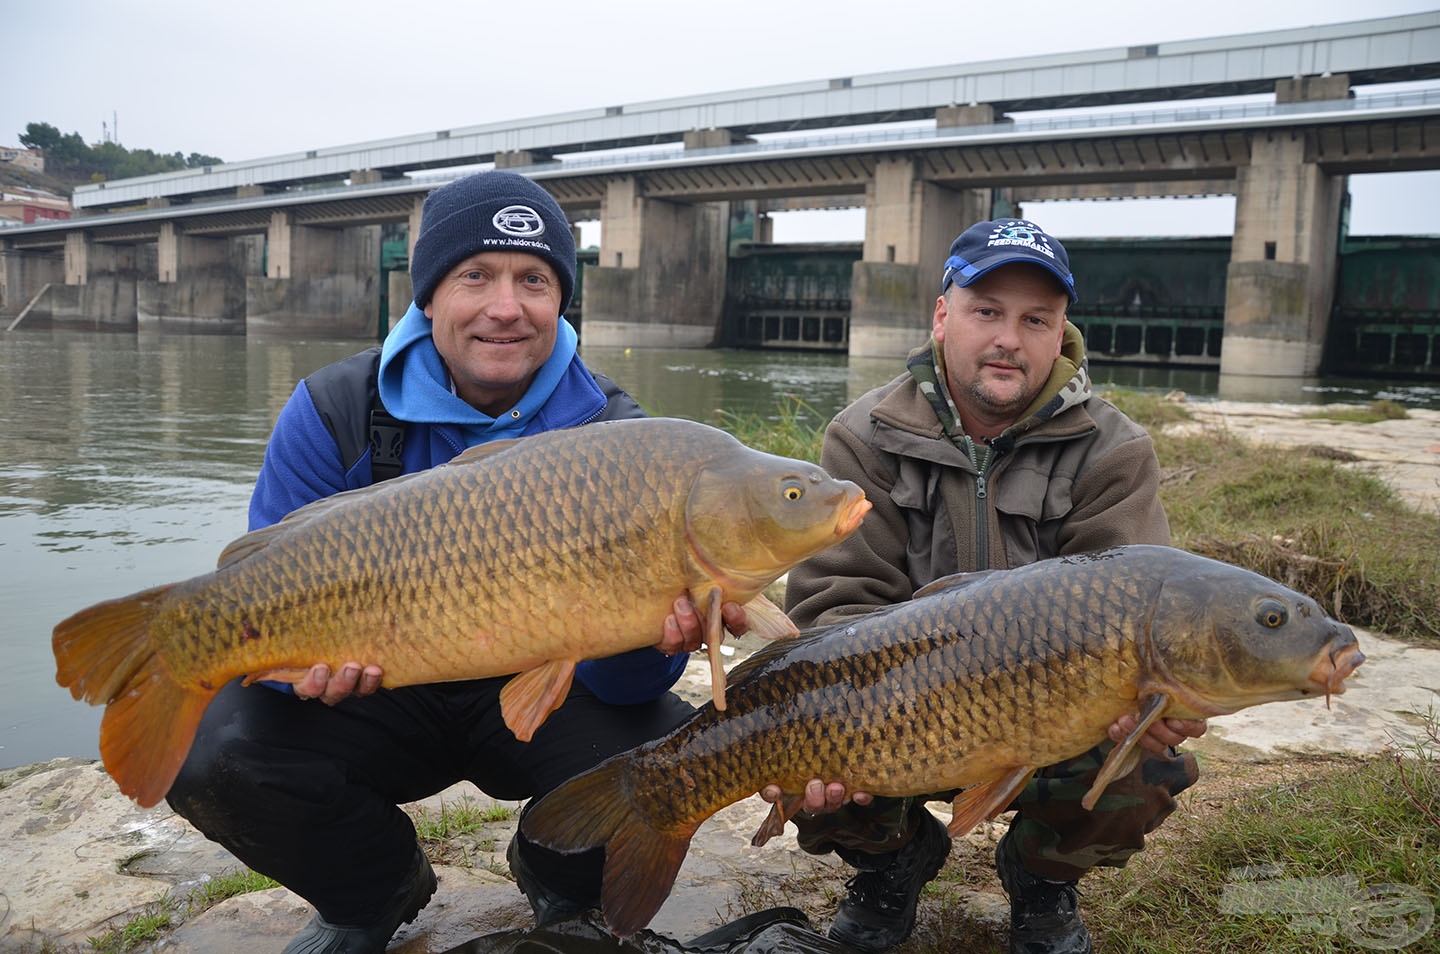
[16,121,223,183]
[19,122,90,171]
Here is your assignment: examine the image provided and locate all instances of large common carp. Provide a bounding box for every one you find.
[52,417,871,809]
[520,545,1365,938]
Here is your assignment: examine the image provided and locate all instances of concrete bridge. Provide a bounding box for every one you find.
[2,12,1438,378]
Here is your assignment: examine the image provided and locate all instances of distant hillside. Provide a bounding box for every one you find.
[0,162,73,198]
[14,121,222,194]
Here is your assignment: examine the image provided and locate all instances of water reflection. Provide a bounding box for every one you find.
[579,346,901,427]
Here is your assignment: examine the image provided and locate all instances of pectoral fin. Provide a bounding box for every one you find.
[1083,693,1170,810]
[241,667,311,686]
[499,660,578,742]
[742,592,800,641]
[697,585,728,712]
[749,794,807,847]
[948,766,1036,836]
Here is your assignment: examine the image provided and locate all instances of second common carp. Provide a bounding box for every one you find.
[53,417,871,808]
[520,545,1365,938]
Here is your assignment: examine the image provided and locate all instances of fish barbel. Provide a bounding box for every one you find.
[520,545,1365,937]
[52,417,871,808]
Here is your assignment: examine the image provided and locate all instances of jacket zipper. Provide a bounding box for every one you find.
[962,436,996,569]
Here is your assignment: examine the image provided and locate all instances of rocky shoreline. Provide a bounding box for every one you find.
[3,400,1438,953]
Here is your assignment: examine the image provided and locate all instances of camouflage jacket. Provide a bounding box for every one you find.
[786,323,1171,629]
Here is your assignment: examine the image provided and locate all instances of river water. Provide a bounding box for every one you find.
[3,328,1437,770]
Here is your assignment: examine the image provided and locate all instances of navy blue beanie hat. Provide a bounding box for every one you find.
[941,218,1078,303]
[410,170,576,313]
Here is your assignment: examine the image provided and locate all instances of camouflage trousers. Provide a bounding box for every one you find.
[791,743,1199,881]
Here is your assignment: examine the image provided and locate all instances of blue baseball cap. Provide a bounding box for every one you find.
[941,219,1078,303]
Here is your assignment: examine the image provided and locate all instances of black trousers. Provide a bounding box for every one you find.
[166,675,694,925]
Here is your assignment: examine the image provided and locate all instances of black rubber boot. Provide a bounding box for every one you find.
[505,836,593,925]
[994,833,1093,954]
[827,809,951,953]
[282,845,437,954]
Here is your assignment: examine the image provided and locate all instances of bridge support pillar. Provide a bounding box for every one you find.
[138,225,246,332]
[0,243,63,321]
[248,211,382,337]
[52,232,138,329]
[849,158,990,357]
[581,176,729,348]
[1221,84,1349,376]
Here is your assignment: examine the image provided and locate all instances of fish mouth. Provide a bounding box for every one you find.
[1311,641,1366,707]
[835,492,871,538]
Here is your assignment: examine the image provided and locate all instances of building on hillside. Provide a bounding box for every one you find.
[0,147,45,172]
[0,188,71,226]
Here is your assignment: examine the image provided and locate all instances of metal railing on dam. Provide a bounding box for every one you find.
[65,11,1440,210]
[9,86,1435,238]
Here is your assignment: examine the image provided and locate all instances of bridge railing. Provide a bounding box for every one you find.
[54,85,1440,220]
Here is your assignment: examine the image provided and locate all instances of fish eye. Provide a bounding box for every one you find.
[781,479,805,501]
[1256,599,1288,629]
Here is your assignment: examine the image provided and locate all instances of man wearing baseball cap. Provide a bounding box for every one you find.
[779,218,1207,953]
[166,170,732,954]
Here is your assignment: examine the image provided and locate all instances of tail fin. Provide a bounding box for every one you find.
[521,759,698,938]
[52,586,216,808]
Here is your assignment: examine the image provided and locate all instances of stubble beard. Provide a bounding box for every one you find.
[966,350,1036,419]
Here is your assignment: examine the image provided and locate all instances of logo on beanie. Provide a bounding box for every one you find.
[493,205,546,238]
[986,221,1056,260]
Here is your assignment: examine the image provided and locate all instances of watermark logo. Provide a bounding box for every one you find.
[1219,864,1434,950]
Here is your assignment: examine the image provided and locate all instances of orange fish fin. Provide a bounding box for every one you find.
[750,794,805,847]
[98,653,216,808]
[54,585,171,704]
[700,585,728,712]
[240,667,312,687]
[521,759,700,939]
[742,592,800,641]
[499,661,577,742]
[52,582,212,807]
[947,766,1036,837]
[1083,693,1170,810]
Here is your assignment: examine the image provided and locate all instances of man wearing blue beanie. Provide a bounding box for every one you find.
[165,169,737,954]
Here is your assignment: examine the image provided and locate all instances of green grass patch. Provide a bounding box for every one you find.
[1151,425,1440,643]
[410,795,513,841]
[188,868,280,910]
[1080,722,1439,953]
[717,397,829,463]
[70,867,282,953]
[86,904,173,953]
[1300,399,1411,424]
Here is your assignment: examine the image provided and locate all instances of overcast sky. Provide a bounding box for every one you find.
[7,0,1439,239]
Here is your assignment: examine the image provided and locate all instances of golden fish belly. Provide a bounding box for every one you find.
[149,527,695,689]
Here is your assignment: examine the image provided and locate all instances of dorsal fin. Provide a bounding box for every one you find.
[443,437,528,467]
[913,568,1001,599]
[216,468,434,569]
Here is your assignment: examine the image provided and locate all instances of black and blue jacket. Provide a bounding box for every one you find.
[247,346,689,704]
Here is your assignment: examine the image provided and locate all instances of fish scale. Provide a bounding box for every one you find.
[520,544,1365,939]
[53,417,870,808]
